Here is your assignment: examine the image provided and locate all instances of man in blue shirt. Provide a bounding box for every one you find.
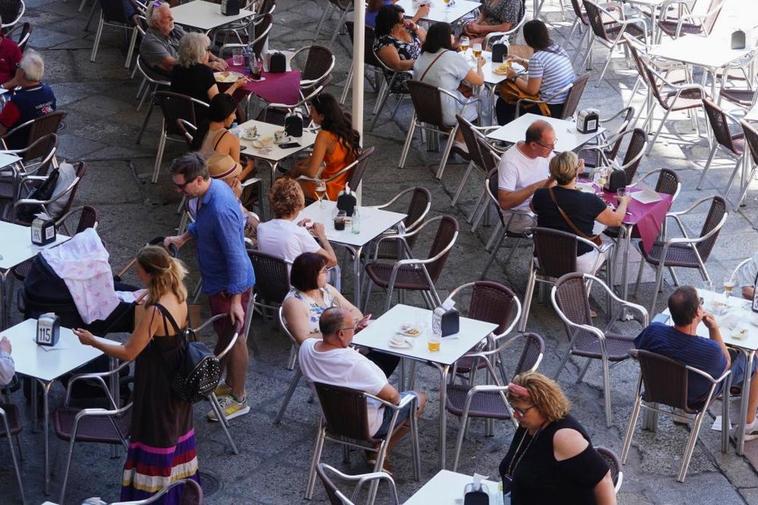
[635,286,758,439]
[165,153,255,421]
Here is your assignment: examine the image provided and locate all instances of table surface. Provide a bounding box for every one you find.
[461,49,525,86]
[650,34,756,69]
[0,221,69,271]
[487,113,606,152]
[0,151,20,170]
[404,470,503,505]
[171,0,255,31]
[745,101,758,122]
[396,0,481,23]
[298,200,406,248]
[0,319,104,382]
[352,304,498,366]
[622,0,669,7]
[235,119,317,162]
[661,289,758,352]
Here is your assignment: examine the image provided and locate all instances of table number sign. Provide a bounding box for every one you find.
[36,313,60,346]
[31,213,56,246]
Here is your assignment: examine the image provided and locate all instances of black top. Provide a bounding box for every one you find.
[532,186,606,255]
[170,63,216,123]
[498,415,609,505]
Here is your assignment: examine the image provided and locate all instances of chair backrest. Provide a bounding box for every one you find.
[255,0,276,16]
[302,45,335,83]
[606,107,636,161]
[12,111,65,160]
[456,115,486,168]
[55,161,88,219]
[465,280,519,335]
[653,168,680,197]
[560,73,591,120]
[583,0,612,40]
[620,128,647,183]
[74,205,98,233]
[345,22,381,68]
[248,249,290,305]
[314,382,371,441]
[630,348,690,410]
[98,0,129,24]
[316,464,352,505]
[694,196,726,261]
[701,0,724,35]
[8,20,30,50]
[532,227,579,278]
[109,478,204,505]
[569,0,585,19]
[155,91,203,136]
[513,332,545,377]
[424,215,459,282]
[252,13,273,56]
[485,168,506,227]
[346,146,375,189]
[20,132,57,170]
[406,80,445,128]
[741,119,758,166]
[404,186,431,232]
[595,447,622,492]
[176,118,196,147]
[553,272,593,335]
[703,98,740,153]
[0,0,24,29]
[477,137,501,173]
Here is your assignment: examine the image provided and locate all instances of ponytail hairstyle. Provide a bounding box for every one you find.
[137,245,188,305]
[309,92,361,160]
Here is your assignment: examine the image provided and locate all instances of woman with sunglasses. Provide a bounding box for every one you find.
[499,372,616,505]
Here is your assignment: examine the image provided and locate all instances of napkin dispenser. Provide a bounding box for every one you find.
[577,108,599,134]
[433,299,460,338]
[491,42,508,63]
[31,212,56,246]
[285,110,303,137]
[463,475,490,505]
[731,29,746,50]
[603,168,627,193]
[36,312,60,346]
[752,275,758,313]
[220,0,240,16]
[269,52,287,73]
[336,184,357,216]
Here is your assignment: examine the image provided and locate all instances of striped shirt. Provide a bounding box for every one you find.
[527,44,576,104]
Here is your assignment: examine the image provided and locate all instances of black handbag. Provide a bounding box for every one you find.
[155,304,222,404]
[16,167,59,223]
[269,52,287,73]
[491,42,508,63]
[604,168,627,193]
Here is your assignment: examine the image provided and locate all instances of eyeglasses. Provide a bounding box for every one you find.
[535,139,557,151]
[338,325,356,333]
[174,178,193,190]
[512,404,536,417]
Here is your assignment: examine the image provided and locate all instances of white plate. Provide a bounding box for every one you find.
[397,325,422,337]
[388,337,412,349]
[214,71,245,83]
[576,182,595,194]
[630,189,662,205]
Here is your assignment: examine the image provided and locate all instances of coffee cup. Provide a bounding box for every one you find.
[274,130,288,144]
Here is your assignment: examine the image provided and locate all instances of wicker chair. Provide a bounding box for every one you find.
[273,307,312,424]
[657,0,723,39]
[447,332,544,471]
[316,463,399,505]
[367,186,432,261]
[451,115,500,208]
[305,383,420,503]
[634,196,727,314]
[551,272,648,427]
[621,349,730,482]
[313,0,353,46]
[108,479,203,505]
[697,98,745,194]
[0,403,24,504]
[247,249,291,315]
[340,22,383,104]
[596,446,623,493]
[1,111,65,154]
[134,56,171,144]
[578,106,636,169]
[296,146,375,202]
[12,161,88,225]
[515,72,591,120]
[363,215,459,312]
[217,13,274,58]
[90,0,139,68]
[291,44,336,96]
[6,20,30,51]
[368,42,413,132]
[733,119,758,208]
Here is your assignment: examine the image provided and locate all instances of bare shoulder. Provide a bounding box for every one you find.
[553,428,589,462]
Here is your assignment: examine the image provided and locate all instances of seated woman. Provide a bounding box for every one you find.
[285,93,361,201]
[499,372,616,505]
[170,32,248,123]
[531,152,629,275]
[463,0,525,42]
[192,93,254,181]
[374,4,427,91]
[496,19,576,125]
[413,22,484,149]
[282,252,399,377]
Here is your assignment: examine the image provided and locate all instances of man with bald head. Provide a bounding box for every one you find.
[496,119,556,233]
[299,307,427,468]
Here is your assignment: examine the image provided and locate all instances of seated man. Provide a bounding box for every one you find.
[0,336,14,386]
[299,307,427,469]
[0,49,56,149]
[496,120,555,234]
[635,286,758,439]
[0,28,21,86]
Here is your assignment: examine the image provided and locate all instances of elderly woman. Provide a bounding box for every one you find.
[0,50,56,149]
[170,32,247,121]
[499,372,616,505]
[256,177,337,268]
[497,19,575,124]
[374,4,428,73]
[414,22,484,149]
[74,246,199,503]
[464,0,524,42]
[283,252,399,376]
[531,151,629,274]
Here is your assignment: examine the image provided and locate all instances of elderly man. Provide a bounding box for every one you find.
[140,1,227,75]
[635,286,758,439]
[164,153,254,422]
[497,120,555,234]
[0,337,14,386]
[0,49,56,149]
[299,307,427,469]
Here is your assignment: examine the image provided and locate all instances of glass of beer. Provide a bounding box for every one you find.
[472,42,482,59]
[459,35,470,53]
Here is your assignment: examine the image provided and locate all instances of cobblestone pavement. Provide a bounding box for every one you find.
[1,0,758,503]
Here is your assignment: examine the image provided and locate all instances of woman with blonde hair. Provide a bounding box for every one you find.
[531,151,629,274]
[499,372,616,505]
[74,246,199,504]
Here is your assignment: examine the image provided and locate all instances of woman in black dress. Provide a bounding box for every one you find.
[499,372,616,505]
[74,246,198,504]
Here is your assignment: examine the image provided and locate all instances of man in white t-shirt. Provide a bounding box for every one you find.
[497,120,556,233]
[299,308,427,467]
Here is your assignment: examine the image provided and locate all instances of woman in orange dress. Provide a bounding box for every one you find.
[286,93,361,201]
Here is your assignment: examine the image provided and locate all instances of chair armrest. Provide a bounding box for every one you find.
[64,360,132,408]
[439,87,481,107]
[193,313,227,333]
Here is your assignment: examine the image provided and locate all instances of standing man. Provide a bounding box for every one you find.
[164,153,254,421]
[497,120,556,234]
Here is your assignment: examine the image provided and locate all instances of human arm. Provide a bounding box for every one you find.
[702,312,731,369]
[207,53,229,71]
[309,222,338,268]
[288,131,329,178]
[282,296,317,344]
[743,286,755,300]
[0,337,14,386]
[0,98,20,135]
[462,56,485,86]
[467,21,513,36]
[73,304,160,362]
[328,284,363,322]
[498,178,550,210]
[376,382,401,405]
[508,54,541,95]
[377,44,415,71]
[554,428,616,505]
[164,231,193,250]
[410,4,429,24]
[595,195,630,227]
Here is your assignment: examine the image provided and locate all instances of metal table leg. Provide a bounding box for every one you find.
[432,363,451,469]
[736,350,755,456]
[39,379,54,495]
[352,245,363,309]
[0,269,8,329]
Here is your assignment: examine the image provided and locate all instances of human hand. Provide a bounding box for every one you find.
[163,235,185,251]
[355,314,372,332]
[617,194,630,207]
[210,59,228,71]
[416,4,430,18]
[0,337,11,355]
[73,328,96,346]
[702,312,718,330]
[312,222,327,238]
[229,300,245,325]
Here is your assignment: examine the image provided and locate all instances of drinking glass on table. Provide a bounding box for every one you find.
[724,276,736,305]
[616,186,627,200]
[459,36,470,53]
[315,181,327,209]
[232,48,244,67]
[472,42,482,59]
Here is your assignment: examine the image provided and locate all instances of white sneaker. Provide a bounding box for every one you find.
[744,419,758,441]
[207,395,250,422]
[453,141,468,154]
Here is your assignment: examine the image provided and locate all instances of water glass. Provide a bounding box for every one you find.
[616,186,626,199]
[232,48,244,67]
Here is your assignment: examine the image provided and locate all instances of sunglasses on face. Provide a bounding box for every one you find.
[512,404,536,417]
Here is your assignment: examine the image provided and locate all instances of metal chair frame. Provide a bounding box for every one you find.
[313,0,353,46]
[90,0,139,68]
[316,463,400,505]
[368,44,413,132]
[0,404,24,504]
[482,8,528,50]
[108,478,203,505]
[290,44,336,97]
[697,98,746,198]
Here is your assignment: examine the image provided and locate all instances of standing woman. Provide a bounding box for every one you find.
[499,372,616,505]
[463,0,525,42]
[285,93,361,201]
[74,246,198,504]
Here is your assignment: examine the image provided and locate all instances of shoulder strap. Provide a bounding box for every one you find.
[419,50,448,82]
[213,129,229,150]
[547,187,598,241]
[153,303,184,334]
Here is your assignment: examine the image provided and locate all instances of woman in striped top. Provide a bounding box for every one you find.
[495,20,576,125]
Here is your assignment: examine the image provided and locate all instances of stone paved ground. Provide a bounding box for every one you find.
[2,0,758,503]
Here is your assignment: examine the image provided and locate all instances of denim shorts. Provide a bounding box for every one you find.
[731,351,758,386]
[373,392,416,439]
